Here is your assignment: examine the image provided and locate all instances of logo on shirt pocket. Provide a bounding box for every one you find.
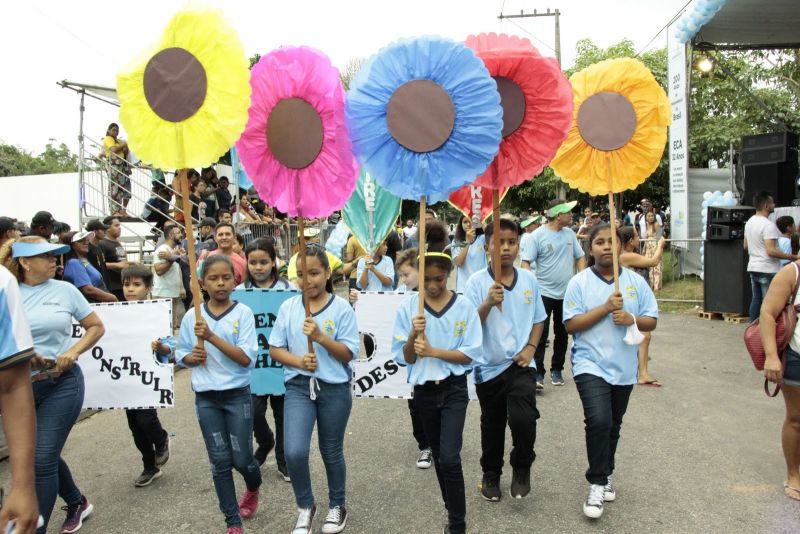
[323,319,336,335]
[624,285,637,300]
[232,320,239,335]
[523,289,534,304]
[453,320,467,338]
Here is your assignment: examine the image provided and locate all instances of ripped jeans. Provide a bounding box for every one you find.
[195,386,262,528]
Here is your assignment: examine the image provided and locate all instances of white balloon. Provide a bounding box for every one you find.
[703,191,712,200]
[723,191,733,199]
[701,208,708,217]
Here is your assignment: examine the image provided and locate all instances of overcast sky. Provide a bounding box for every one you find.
[0,0,687,155]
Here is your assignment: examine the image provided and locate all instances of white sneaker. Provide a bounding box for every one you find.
[603,478,616,502]
[321,506,348,534]
[416,448,433,469]
[583,484,605,519]
[292,505,316,534]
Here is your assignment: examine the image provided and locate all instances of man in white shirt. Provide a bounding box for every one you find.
[744,191,798,322]
[153,224,186,329]
[402,219,418,249]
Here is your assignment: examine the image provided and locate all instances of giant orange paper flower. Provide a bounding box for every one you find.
[550,57,671,195]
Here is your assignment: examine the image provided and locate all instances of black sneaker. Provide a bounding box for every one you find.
[510,468,531,499]
[154,435,170,467]
[481,472,501,502]
[277,462,291,482]
[535,374,545,391]
[321,506,347,534]
[134,467,162,487]
[255,435,275,466]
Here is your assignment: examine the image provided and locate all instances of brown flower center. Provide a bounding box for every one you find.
[386,80,455,153]
[267,98,324,169]
[143,47,207,123]
[577,92,637,151]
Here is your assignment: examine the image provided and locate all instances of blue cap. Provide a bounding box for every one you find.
[12,241,70,258]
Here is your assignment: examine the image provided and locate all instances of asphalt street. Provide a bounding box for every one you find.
[2,313,798,533]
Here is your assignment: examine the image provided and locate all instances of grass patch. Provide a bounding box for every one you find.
[656,250,703,313]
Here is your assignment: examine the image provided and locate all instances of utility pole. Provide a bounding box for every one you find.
[498,7,566,198]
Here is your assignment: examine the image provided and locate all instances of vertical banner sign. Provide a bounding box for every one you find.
[353,292,477,399]
[72,299,174,410]
[448,184,509,223]
[668,29,689,245]
[232,288,298,395]
[342,170,402,255]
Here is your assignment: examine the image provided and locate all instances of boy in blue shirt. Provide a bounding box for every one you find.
[356,240,395,292]
[465,219,546,502]
[121,264,171,487]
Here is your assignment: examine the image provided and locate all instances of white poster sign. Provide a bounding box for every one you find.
[353,292,476,400]
[71,299,174,410]
[668,28,690,245]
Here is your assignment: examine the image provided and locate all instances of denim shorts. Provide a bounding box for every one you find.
[785,347,800,387]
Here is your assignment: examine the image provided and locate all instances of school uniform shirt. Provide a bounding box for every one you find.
[451,234,487,293]
[236,278,291,290]
[563,267,659,385]
[391,292,485,386]
[522,226,584,299]
[19,279,92,362]
[0,266,35,370]
[519,232,536,271]
[464,267,547,383]
[779,236,792,267]
[355,255,395,291]
[175,301,258,392]
[269,294,359,384]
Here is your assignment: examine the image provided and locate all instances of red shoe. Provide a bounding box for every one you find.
[227,527,245,534]
[239,488,260,519]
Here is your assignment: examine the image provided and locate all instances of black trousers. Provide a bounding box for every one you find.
[534,296,568,373]
[475,364,539,477]
[252,394,285,467]
[414,375,468,534]
[125,408,168,470]
[408,398,429,450]
[574,373,633,485]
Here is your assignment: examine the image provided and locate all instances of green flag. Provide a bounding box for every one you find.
[342,170,402,255]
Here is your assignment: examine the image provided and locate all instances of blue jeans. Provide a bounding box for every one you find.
[413,375,469,534]
[32,365,85,534]
[195,386,262,528]
[749,272,776,322]
[574,373,633,486]
[284,375,352,509]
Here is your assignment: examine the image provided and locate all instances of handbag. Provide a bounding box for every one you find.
[743,261,799,397]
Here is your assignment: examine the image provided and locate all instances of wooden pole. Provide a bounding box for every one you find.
[180,169,204,347]
[492,189,502,310]
[417,196,427,342]
[607,191,621,292]
[298,217,314,354]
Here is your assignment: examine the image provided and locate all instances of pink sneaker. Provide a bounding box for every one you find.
[227,527,245,534]
[238,488,260,519]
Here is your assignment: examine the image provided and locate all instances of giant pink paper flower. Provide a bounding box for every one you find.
[236,46,358,218]
[466,33,573,189]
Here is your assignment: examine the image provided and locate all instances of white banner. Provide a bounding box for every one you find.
[353,292,477,400]
[668,28,690,245]
[71,299,174,410]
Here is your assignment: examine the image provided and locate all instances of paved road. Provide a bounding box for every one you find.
[1,313,797,533]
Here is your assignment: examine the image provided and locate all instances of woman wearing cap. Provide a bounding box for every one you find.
[102,123,131,218]
[62,231,118,304]
[0,236,105,534]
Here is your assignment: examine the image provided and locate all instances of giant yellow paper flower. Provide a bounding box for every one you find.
[117,7,250,170]
[550,57,671,195]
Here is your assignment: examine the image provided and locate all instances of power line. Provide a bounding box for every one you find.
[635,0,693,56]
[27,2,116,63]
[500,17,558,55]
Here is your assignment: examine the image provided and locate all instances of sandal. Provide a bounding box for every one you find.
[784,482,800,501]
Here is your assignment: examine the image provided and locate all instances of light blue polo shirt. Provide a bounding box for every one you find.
[176,301,258,392]
[522,226,584,299]
[465,267,547,383]
[392,292,485,386]
[563,267,659,385]
[19,279,92,362]
[0,266,34,370]
[356,255,395,291]
[519,232,536,271]
[269,294,359,384]
[452,234,488,293]
[236,278,291,290]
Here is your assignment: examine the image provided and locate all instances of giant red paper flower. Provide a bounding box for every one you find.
[466,33,573,189]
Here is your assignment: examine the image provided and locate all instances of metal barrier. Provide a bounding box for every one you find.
[245,222,336,262]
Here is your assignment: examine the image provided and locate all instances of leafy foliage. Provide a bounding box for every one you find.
[0,142,78,177]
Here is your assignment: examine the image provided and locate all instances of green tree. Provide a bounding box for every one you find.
[0,141,78,177]
[340,57,366,91]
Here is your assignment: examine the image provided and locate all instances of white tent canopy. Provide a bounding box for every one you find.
[692,0,800,50]
[58,80,118,107]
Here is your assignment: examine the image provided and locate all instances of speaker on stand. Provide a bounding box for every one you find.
[704,206,755,316]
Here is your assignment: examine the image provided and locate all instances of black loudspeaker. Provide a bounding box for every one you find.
[704,240,752,315]
[708,205,755,224]
[741,131,799,152]
[707,224,745,240]
[742,161,799,207]
[741,147,797,166]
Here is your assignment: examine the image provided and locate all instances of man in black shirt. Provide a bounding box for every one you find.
[99,216,128,300]
[85,219,110,282]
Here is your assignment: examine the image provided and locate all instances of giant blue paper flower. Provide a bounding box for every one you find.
[346,37,503,203]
